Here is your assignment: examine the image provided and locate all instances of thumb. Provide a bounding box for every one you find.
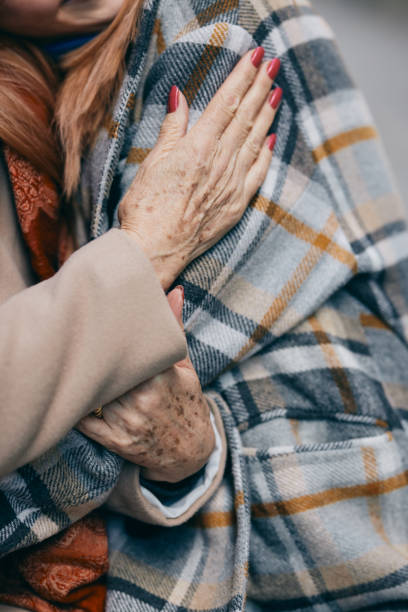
[167,285,184,329]
[156,86,189,151]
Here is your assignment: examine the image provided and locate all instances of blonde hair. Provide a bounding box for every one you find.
[0,0,143,195]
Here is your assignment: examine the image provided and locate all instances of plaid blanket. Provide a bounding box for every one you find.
[2,0,408,610]
[0,431,122,558]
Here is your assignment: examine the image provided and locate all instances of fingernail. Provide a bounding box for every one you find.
[175,285,184,300]
[266,58,280,80]
[168,85,180,113]
[268,134,277,151]
[251,46,264,68]
[269,87,283,110]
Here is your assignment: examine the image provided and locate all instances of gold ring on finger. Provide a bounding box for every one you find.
[94,406,104,419]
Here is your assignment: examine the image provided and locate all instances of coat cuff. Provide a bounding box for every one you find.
[105,397,227,526]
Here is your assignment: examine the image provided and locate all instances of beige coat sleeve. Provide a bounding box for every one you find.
[0,227,187,478]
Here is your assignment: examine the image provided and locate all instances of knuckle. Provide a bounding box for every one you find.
[117,429,133,446]
[235,109,254,134]
[244,137,261,158]
[203,133,216,154]
[121,412,137,431]
[218,89,240,118]
[129,385,153,407]
[160,119,179,139]
[192,143,211,170]
[120,406,144,432]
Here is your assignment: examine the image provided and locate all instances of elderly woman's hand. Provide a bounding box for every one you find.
[76,286,215,483]
[119,47,281,289]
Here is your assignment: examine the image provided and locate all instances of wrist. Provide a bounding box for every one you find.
[121,227,185,291]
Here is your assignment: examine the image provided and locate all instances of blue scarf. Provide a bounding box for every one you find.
[42,32,98,59]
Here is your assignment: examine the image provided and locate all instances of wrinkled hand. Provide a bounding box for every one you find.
[119,47,281,289]
[77,286,215,483]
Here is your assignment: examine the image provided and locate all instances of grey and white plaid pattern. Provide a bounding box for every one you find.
[2,0,408,609]
[0,431,122,557]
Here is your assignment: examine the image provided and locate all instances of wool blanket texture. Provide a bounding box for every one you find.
[1,0,408,610]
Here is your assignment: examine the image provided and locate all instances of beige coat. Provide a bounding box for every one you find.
[0,151,226,609]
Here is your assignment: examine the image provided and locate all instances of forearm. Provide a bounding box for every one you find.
[0,228,186,477]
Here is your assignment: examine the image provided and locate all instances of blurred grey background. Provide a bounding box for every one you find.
[312,0,408,204]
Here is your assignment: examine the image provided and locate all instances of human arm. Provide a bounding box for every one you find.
[0,287,222,558]
[77,286,227,523]
[0,32,282,478]
[0,226,186,479]
[0,38,281,540]
[75,47,283,514]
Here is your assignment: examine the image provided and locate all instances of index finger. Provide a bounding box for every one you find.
[76,414,110,442]
[192,47,265,138]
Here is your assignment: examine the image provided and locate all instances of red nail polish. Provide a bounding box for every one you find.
[168,85,180,113]
[266,58,281,80]
[269,87,283,110]
[251,46,264,68]
[268,134,277,151]
[176,285,185,299]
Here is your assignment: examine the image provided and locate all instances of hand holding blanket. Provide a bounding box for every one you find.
[2,0,408,610]
[118,47,280,290]
[78,286,217,484]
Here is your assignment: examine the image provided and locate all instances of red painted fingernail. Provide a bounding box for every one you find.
[269,87,283,110]
[266,58,281,80]
[251,46,264,68]
[268,134,277,151]
[175,285,184,299]
[168,85,180,113]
